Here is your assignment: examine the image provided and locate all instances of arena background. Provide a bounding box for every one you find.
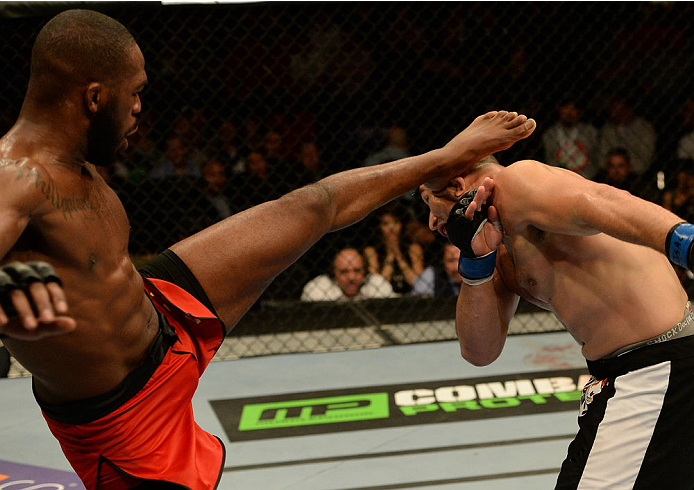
[2,1,694,374]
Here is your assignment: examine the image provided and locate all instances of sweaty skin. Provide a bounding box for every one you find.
[421,160,687,363]
[0,104,535,404]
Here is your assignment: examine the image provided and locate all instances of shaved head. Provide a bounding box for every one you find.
[28,9,136,102]
[332,248,366,298]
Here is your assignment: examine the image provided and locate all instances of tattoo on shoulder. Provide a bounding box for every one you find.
[1,158,93,221]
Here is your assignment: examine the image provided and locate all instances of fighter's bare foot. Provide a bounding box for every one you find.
[425,110,536,191]
[448,110,536,162]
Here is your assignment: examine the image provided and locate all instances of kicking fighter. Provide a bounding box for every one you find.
[0,9,536,489]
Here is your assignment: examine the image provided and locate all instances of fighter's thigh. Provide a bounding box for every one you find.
[554,376,616,490]
[169,217,268,327]
[631,357,694,489]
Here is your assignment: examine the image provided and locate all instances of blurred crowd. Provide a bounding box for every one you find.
[2,2,694,308]
[88,90,694,303]
[4,2,694,376]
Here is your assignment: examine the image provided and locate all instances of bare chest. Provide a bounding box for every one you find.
[502,228,564,306]
[11,164,130,270]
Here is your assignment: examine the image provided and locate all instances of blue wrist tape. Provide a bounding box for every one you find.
[667,222,694,269]
[458,250,497,285]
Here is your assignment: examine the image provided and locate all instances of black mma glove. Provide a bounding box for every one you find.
[447,189,499,285]
[0,261,62,319]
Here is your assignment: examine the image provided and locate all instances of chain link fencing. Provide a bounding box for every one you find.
[2,2,694,376]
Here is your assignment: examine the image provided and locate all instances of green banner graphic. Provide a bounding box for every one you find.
[238,393,390,431]
[211,368,589,441]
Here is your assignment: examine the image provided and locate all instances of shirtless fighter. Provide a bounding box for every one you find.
[0,9,536,490]
[420,156,694,489]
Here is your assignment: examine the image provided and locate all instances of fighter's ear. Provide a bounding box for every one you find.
[429,176,465,198]
[84,83,104,115]
[450,176,467,198]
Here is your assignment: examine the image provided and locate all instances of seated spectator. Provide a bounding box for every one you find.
[240,117,263,157]
[289,141,326,189]
[301,248,396,301]
[262,129,297,197]
[595,148,649,200]
[148,135,201,180]
[676,98,694,162]
[363,204,425,295]
[119,111,162,184]
[236,150,282,209]
[364,125,411,167]
[412,242,462,297]
[662,168,694,223]
[542,97,598,179]
[202,157,234,221]
[213,118,244,173]
[170,107,209,168]
[597,96,656,176]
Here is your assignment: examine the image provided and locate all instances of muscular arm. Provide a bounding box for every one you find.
[174,149,465,325]
[0,162,35,259]
[173,112,537,328]
[0,160,75,338]
[453,160,685,367]
[455,244,520,366]
[495,160,683,250]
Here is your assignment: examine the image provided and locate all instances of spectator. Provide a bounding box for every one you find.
[364,127,421,223]
[262,129,294,196]
[597,96,656,176]
[363,204,425,294]
[262,129,285,168]
[595,148,650,200]
[412,242,463,298]
[236,150,280,209]
[201,157,234,221]
[662,168,694,223]
[240,117,262,156]
[0,342,10,378]
[542,98,598,179]
[213,118,244,174]
[301,248,396,301]
[282,111,317,162]
[405,218,436,251]
[148,135,201,180]
[364,125,411,167]
[170,107,208,168]
[290,141,326,188]
[676,98,694,162]
[119,111,162,184]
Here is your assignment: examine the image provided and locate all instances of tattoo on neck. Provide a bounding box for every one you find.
[4,160,93,221]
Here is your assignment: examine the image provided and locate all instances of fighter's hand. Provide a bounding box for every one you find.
[446,178,504,286]
[0,262,76,341]
[471,204,503,256]
[465,178,503,256]
[447,178,503,257]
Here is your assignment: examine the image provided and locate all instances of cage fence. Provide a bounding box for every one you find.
[2,1,694,377]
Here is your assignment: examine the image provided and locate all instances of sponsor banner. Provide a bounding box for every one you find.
[211,368,590,441]
[0,460,85,489]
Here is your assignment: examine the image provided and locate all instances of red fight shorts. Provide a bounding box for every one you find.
[37,277,226,489]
